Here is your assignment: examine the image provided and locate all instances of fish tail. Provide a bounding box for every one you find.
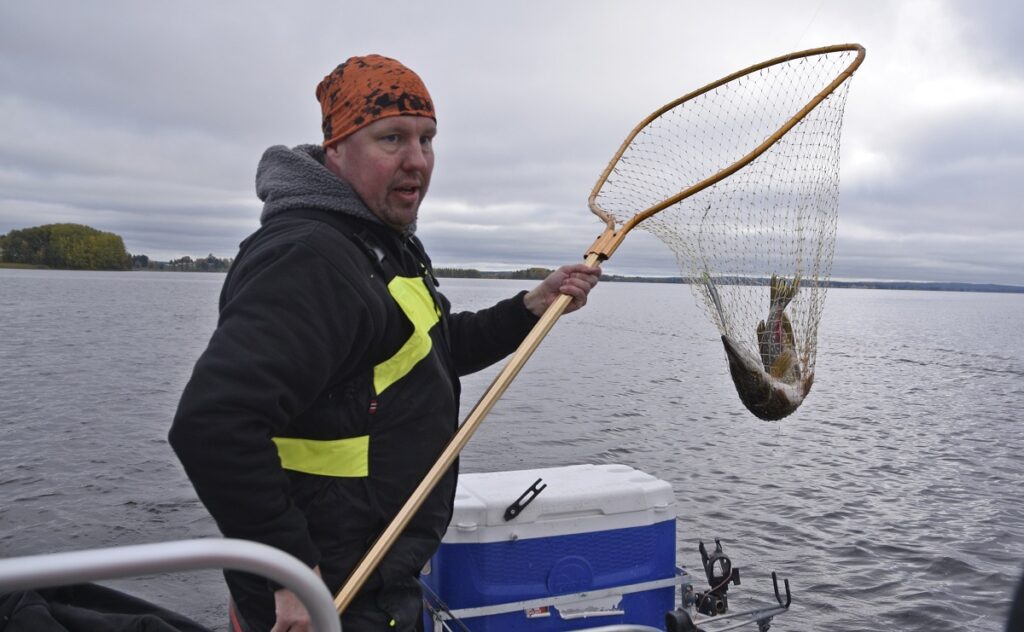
[770,273,801,310]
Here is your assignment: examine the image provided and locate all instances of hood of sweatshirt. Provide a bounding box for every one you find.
[254,144,415,236]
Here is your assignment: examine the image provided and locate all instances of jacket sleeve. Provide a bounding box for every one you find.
[168,231,376,569]
[444,290,539,376]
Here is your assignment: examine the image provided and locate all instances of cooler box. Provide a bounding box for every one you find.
[422,464,677,630]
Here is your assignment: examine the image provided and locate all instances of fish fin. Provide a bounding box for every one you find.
[756,319,770,370]
[769,350,796,380]
[781,314,802,379]
[704,272,727,325]
[781,311,797,348]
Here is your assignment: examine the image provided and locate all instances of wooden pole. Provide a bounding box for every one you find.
[334,251,604,613]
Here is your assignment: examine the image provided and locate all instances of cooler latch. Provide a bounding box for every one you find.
[503,477,547,521]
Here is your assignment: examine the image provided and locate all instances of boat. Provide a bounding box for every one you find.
[0,464,789,632]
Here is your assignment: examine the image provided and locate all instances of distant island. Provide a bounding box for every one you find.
[0,223,232,272]
[0,223,131,270]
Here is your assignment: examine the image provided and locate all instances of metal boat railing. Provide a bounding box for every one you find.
[0,538,341,632]
[1,538,787,632]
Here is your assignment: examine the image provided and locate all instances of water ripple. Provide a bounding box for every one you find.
[3,275,1023,631]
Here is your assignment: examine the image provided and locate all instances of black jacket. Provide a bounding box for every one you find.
[168,145,538,628]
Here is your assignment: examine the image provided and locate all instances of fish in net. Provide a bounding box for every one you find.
[589,45,865,420]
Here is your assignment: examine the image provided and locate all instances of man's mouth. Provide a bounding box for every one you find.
[393,184,420,201]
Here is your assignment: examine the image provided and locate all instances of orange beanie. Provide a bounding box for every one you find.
[316,54,435,148]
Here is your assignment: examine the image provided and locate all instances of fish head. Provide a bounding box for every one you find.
[721,335,807,421]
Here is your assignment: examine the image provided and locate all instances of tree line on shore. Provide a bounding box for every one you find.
[0,224,544,277]
[433,266,554,280]
[0,223,232,272]
[132,253,234,272]
[1,224,131,270]
[5,224,1020,292]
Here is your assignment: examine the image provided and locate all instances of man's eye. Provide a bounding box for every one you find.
[382,134,400,143]
[421,136,434,147]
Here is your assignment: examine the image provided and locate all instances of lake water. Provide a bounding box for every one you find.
[2,269,1022,631]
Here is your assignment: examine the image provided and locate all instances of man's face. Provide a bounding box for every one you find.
[325,115,436,231]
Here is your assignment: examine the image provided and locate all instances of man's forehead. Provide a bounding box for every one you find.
[367,115,436,134]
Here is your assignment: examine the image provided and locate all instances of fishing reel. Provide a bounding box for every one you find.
[693,539,741,616]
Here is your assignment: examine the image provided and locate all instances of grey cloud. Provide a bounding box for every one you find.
[1,1,1022,285]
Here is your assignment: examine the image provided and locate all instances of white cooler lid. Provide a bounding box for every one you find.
[443,463,675,544]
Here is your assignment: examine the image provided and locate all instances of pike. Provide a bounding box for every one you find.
[705,273,813,421]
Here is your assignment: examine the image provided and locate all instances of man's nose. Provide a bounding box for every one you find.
[401,142,429,172]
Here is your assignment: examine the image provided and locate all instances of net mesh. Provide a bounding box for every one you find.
[593,48,860,418]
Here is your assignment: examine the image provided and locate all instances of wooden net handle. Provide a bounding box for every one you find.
[334,250,605,613]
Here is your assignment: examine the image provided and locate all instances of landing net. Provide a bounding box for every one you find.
[590,45,863,418]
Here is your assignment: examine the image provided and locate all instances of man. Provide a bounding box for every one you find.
[169,54,600,632]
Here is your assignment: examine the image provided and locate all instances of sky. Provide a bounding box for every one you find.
[1,1,1022,285]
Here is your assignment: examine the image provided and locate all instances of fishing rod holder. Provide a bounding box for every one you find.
[691,539,740,615]
[666,540,791,632]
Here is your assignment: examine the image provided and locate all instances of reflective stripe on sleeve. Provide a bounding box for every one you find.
[272,435,369,477]
[373,276,440,395]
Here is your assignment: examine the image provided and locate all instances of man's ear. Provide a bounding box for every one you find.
[323,143,344,177]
